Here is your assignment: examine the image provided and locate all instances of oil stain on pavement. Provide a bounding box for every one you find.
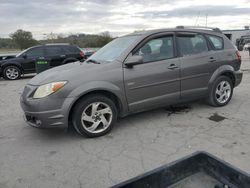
[165,105,192,116]
[208,113,227,122]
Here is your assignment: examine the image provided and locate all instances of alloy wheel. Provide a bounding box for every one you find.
[215,81,231,104]
[5,67,19,80]
[81,102,113,134]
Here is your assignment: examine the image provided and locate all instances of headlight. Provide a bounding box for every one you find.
[33,81,67,99]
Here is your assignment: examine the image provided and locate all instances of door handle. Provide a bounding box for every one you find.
[38,57,45,60]
[209,57,216,62]
[168,64,179,70]
[60,55,66,58]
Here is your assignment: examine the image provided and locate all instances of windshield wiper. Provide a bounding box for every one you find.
[86,59,100,64]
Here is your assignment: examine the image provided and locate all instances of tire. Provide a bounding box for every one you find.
[207,76,233,107]
[72,94,117,138]
[3,65,21,80]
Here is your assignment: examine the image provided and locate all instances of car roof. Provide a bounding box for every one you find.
[29,43,77,49]
[125,27,223,38]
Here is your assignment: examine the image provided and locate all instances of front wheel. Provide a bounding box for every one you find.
[72,95,117,137]
[3,65,21,80]
[207,76,233,107]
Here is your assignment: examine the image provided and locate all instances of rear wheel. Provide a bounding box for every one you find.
[72,95,117,137]
[207,76,233,107]
[3,65,21,80]
[62,58,78,65]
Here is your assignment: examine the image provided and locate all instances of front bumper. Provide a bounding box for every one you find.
[234,70,243,87]
[22,108,67,128]
[20,85,75,128]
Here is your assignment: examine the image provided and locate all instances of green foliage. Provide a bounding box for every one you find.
[40,31,113,48]
[0,38,18,49]
[9,29,39,50]
[0,30,114,51]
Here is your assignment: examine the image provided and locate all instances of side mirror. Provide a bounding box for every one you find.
[124,55,143,67]
[22,54,27,59]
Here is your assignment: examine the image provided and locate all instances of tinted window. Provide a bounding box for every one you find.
[177,34,208,56]
[46,46,63,56]
[134,36,174,63]
[207,35,223,50]
[26,47,44,57]
[62,45,80,53]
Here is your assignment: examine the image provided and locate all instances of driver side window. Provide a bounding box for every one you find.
[134,36,174,63]
[25,47,44,58]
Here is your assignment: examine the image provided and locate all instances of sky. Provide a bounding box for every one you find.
[0,0,250,39]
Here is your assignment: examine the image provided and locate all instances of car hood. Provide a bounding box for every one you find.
[0,56,19,63]
[28,61,115,86]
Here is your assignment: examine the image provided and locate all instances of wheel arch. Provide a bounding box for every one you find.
[62,57,79,65]
[209,65,236,89]
[1,62,23,73]
[68,89,126,124]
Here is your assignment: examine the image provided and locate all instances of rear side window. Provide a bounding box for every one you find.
[46,46,64,56]
[62,45,80,53]
[177,34,208,56]
[207,35,223,50]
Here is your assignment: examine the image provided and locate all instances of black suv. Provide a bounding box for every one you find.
[0,44,85,80]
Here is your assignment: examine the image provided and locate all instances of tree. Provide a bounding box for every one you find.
[96,31,113,47]
[10,29,38,50]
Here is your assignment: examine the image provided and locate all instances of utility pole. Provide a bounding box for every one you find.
[205,14,208,27]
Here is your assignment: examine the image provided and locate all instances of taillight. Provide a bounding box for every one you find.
[236,51,241,61]
[80,51,85,58]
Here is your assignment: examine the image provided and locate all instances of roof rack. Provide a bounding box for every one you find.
[176,26,222,33]
[45,43,70,46]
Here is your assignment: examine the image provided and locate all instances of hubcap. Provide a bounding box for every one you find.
[81,102,113,134]
[6,67,19,79]
[215,81,231,104]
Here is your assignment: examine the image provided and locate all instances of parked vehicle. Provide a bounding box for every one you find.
[243,43,250,51]
[20,26,243,137]
[82,49,96,59]
[0,44,85,80]
[236,35,250,51]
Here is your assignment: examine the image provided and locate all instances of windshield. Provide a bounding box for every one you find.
[88,35,140,63]
[16,48,30,57]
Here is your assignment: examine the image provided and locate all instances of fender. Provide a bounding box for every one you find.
[208,65,235,88]
[62,58,78,65]
[0,61,23,72]
[67,80,129,116]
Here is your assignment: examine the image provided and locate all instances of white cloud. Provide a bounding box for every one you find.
[0,0,249,39]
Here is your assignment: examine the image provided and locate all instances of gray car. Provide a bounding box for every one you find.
[20,26,243,137]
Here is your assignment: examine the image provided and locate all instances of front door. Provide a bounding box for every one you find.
[124,34,181,112]
[21,47,45,73]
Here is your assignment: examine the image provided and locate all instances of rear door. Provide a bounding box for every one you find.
[124,33,181,112]
[45,46,65,67]
[177,32,215,99]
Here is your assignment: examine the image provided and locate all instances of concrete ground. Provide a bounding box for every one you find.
[0,52,250,188]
